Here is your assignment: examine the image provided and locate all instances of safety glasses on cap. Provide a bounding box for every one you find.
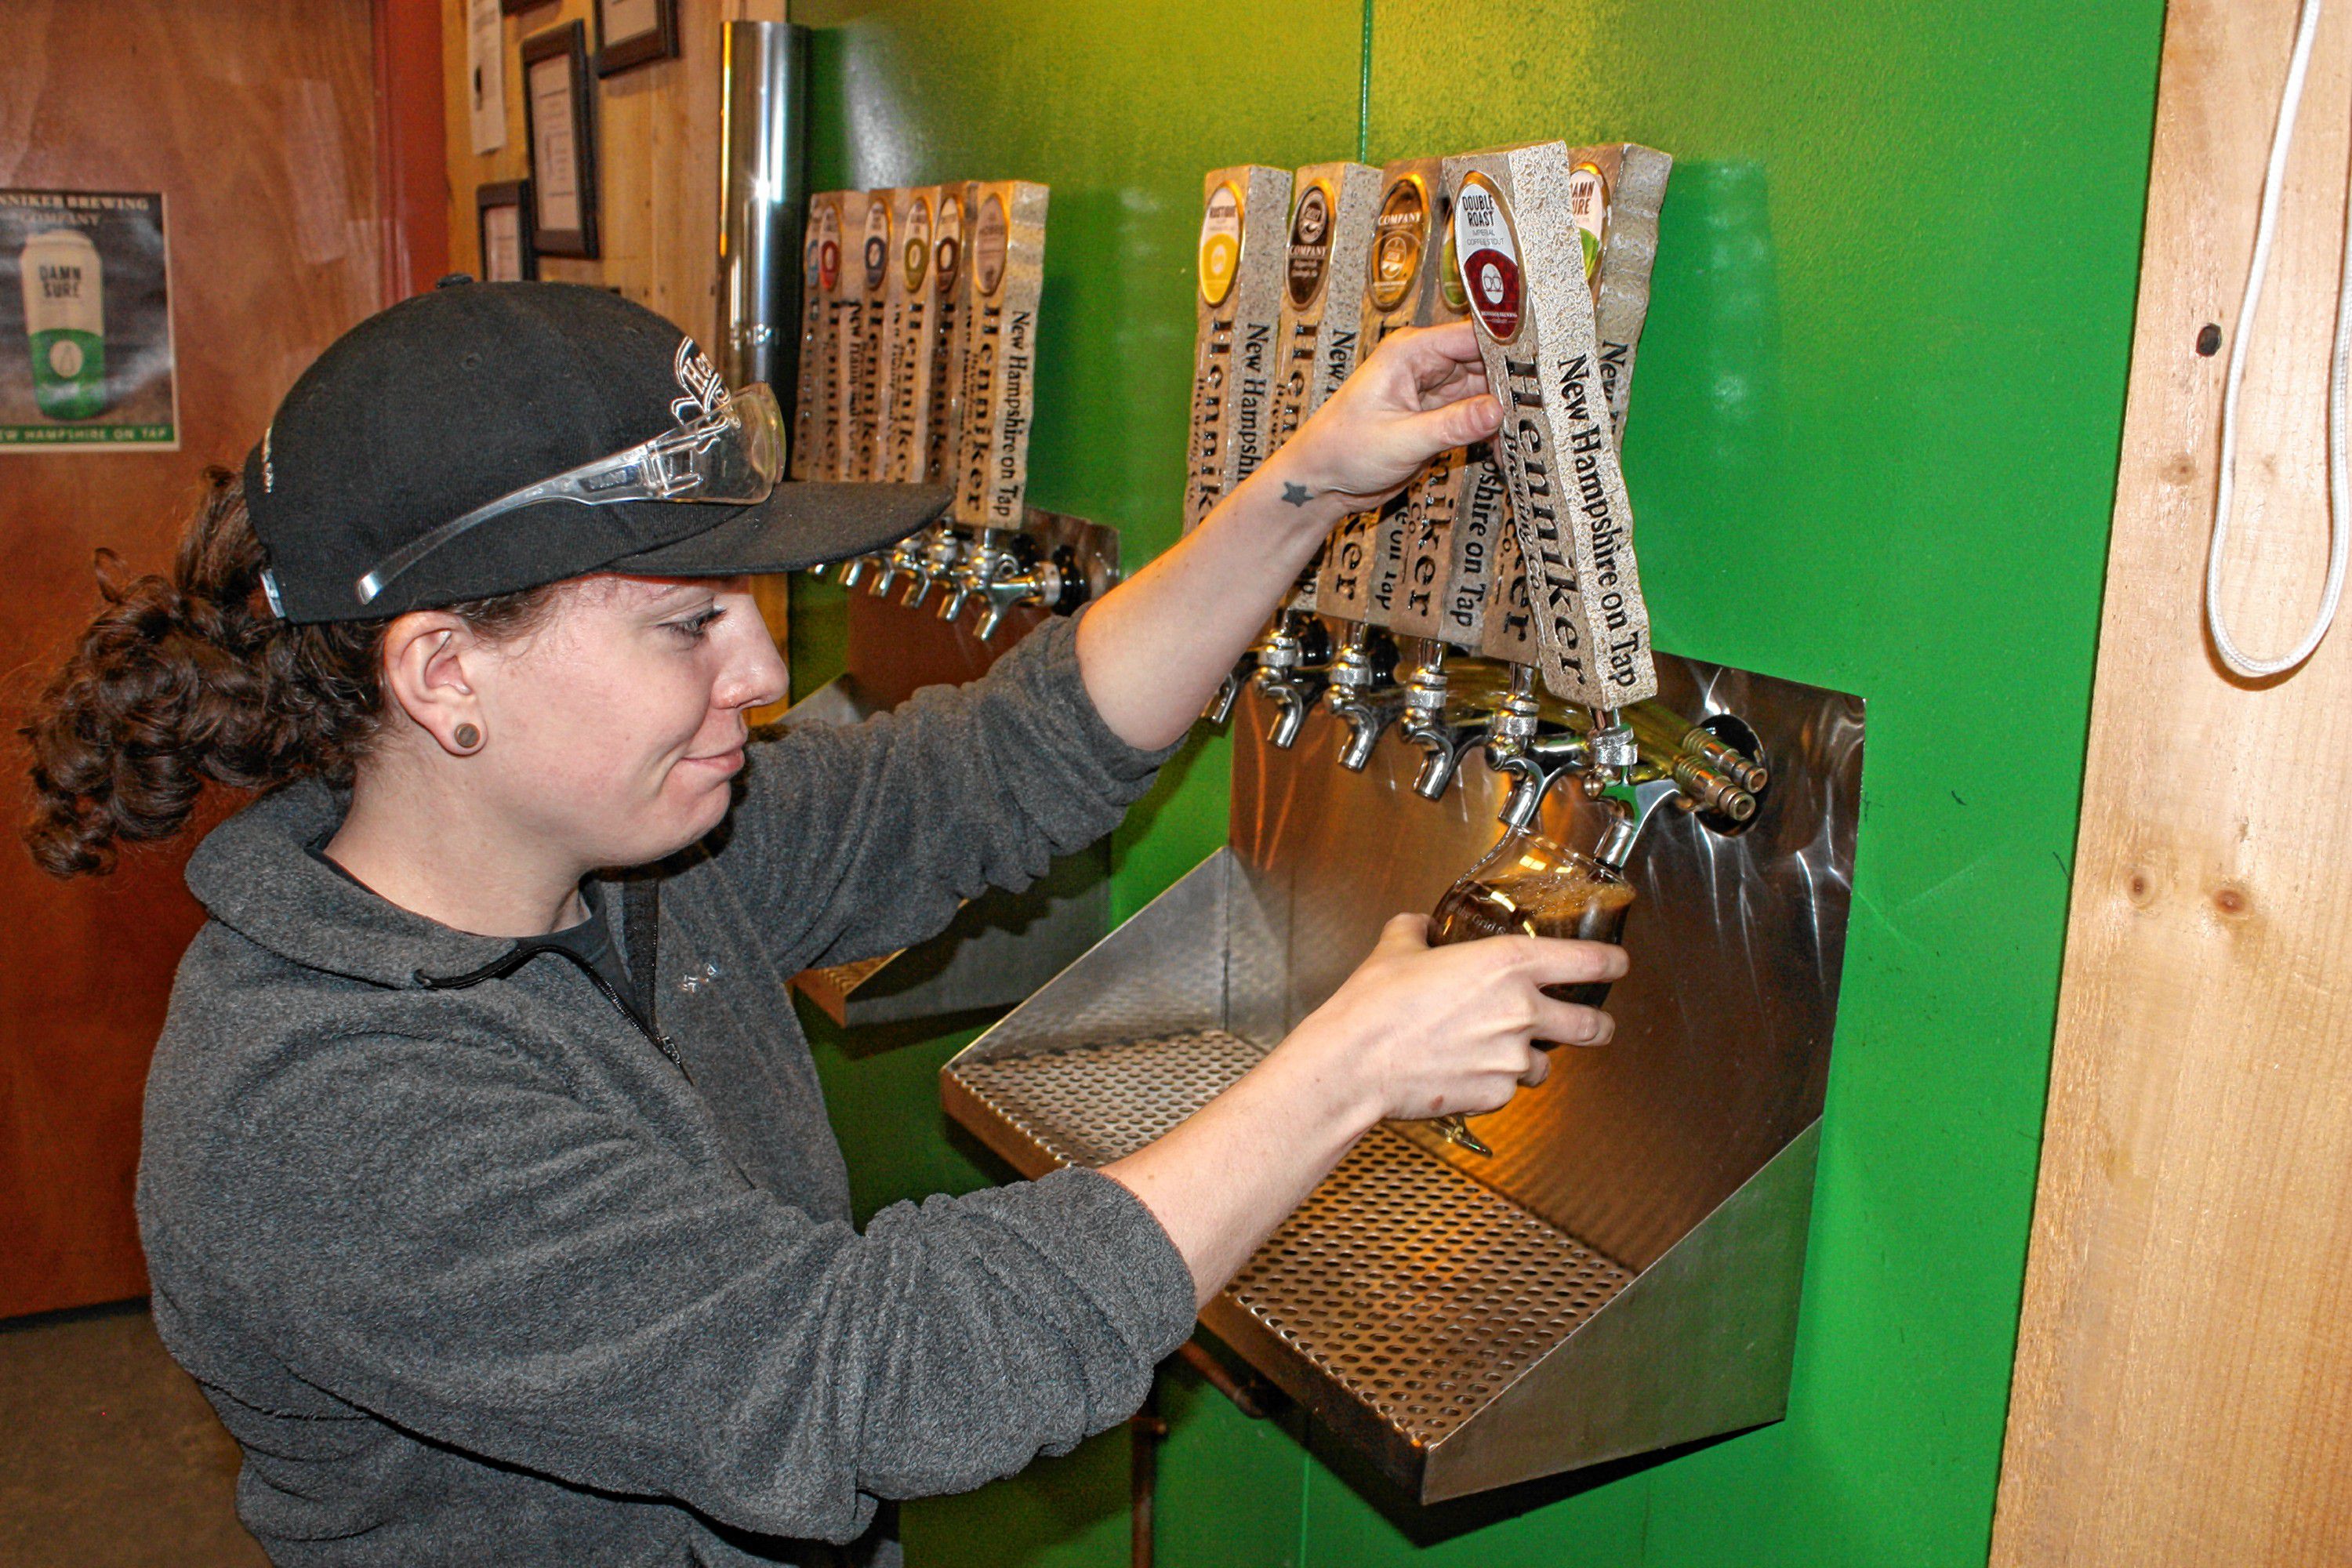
[354,381,787,608]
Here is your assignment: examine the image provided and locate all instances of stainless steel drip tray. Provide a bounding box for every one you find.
[947,1030,1635,1473]
[942,848,1821,1503]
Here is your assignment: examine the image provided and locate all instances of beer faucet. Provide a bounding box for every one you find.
[1322,624,1405,771]
[1397,645,1490,800]
[870,530,931,599]
[1582,706,1642,791]
[835,553,877,591]
[1481,664,1591,829]
[1250,612,1333,750]
[954,534,1082,639]
[936,527,1007,624]
[1202,659,1252,727]
[902,528,967,609]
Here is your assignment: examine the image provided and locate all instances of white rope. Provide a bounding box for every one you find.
[2209,0,2350,679]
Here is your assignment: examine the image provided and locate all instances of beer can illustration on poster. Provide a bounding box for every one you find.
[0,189,177,450]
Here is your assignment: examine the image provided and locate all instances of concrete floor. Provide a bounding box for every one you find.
[0,1301,266,1567]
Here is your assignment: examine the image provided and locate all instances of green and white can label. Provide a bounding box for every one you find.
[21,227,105,421]
[1566,162,1609,281]
[1199,182,1242,307]
[975,194,1008,296]
[1285,180,1332,310]
[1453,173,1521,343]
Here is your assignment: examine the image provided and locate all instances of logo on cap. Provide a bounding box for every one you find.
[671,339,726,424]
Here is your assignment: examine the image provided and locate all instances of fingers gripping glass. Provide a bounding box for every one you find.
[353,383,787,607]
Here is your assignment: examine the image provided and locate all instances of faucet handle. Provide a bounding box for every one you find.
[872,534,927,597]
[902,530,964,608]
[971,560,1064,640]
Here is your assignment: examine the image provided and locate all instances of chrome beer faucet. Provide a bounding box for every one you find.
[961,535,1076,640]
[1250,612,1332,750]
[937,527,1007,624]
[1397,647,1490,800]
[1480,664,1592,830]
[1322,624,1405,771]
[902,528,967,609]
[870,530,932,599]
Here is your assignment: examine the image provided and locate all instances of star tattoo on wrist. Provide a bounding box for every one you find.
[1281,481,1314,507]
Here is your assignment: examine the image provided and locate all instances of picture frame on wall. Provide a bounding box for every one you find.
[520,20,598,259]
[476,180,537,282]
[595,0,681,77]
[499,0,554,13]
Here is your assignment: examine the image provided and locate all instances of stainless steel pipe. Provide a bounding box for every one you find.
[717,20,808,391]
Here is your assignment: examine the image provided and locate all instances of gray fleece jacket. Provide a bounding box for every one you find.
[136,615,1198,1567]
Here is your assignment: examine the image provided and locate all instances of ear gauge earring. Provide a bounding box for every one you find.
[452,723,483,753]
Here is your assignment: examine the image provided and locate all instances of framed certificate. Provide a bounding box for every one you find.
[520,20,598,258]
[595,0,679,77]
[476,180,537,281]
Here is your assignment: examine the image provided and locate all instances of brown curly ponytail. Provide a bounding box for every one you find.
[22,467,557,878]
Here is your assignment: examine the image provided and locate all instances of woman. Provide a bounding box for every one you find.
[24,280,1625,1566]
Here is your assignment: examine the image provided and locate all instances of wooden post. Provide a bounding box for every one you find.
[1992,0,2352,1559]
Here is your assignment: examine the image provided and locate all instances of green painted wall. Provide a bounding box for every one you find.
[784,2,2163,1563]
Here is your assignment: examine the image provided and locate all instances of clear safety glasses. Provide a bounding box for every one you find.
[353,382,788,607]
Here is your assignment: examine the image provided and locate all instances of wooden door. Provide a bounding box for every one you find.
[0,0,390,1317]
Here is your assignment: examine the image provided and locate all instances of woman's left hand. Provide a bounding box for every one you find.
[1265,321,1503,519]
[1072,321,1502,753]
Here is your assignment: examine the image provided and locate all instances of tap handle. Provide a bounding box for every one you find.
[1202,670,1243,727]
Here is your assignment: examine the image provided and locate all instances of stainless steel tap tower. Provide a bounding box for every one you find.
[717,20,808,391]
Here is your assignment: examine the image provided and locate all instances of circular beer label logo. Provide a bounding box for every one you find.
[1436,193,1467,314]
[1368,174,1428,314]
[862,196,891,291]
[935,193,963,299]
[1566,162,1610,281]
[975,194,1009,296]
[1453,172,1523,342]
[815,202,841,292]
[48,338,83,376]
[902,194,931,291]
[1285,180,1333,310]
[1199,183,1243,307]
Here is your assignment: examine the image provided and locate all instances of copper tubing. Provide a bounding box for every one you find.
[1174,1339,1276,1419]
[1130,1381,1163,1568]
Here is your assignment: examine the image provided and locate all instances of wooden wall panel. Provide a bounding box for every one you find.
[0,0,383,1317]
[439,0,791,687]
[1993,0,2352,1560]
[440,0,786,354]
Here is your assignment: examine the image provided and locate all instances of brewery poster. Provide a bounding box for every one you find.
[0,190,178,452]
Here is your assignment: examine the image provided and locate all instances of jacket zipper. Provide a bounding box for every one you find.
[579,964,691,1083]
[414,947,690,1085]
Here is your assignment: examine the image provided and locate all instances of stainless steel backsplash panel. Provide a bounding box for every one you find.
[942,648,1864,1500]
[1230,655,1862,1270]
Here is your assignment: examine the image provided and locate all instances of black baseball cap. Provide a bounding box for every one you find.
[243,278,949,623]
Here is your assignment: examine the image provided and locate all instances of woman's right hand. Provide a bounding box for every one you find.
[1102,911,1629,1305]
[1284,913,1628,1128]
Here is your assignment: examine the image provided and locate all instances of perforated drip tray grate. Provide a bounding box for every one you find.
[946,1030,1635,1452]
